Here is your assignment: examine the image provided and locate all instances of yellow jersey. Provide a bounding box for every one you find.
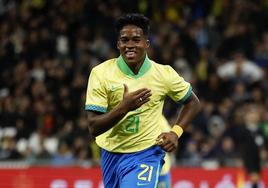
[85,55,191,153]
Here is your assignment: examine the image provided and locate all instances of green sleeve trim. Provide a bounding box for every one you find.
[85,105,107,113]
[177,86,192,105]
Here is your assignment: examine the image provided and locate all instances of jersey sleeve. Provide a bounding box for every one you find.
[165,66,192,104]
[85,68,108,113]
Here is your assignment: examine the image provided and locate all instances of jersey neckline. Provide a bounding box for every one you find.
[116,54,151,78]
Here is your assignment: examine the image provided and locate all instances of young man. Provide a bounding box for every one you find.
[85,13,200,188]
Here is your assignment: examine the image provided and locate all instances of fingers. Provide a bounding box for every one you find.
[123,84,128,95]
[133,88,151,96]
[156,138,164,145]
[135,89,151,105]
[122,86,152,110]
[156,133,178,152]
[157,139,176,152]
[137,90,152,100]
[162,142,176,152]
[137,95,151,105]
[156,134,165,145]
[131,88,152,106]
[124,86,151,100]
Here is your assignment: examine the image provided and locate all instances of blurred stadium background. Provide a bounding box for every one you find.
[0,0,268,187]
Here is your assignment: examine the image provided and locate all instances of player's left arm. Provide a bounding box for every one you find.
[157,91,200,152]
[156,65,201,151]
[173,91,200,130]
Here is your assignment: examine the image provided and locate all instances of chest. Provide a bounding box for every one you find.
[105,75,166,109]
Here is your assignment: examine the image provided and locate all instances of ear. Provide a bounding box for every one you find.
[146,39,150,48]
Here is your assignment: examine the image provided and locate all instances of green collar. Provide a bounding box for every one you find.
[116,55,151,78]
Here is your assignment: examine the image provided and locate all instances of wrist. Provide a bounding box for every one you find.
[116,104,129,115]
[171,125,184,138]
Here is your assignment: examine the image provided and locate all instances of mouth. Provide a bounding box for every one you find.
[125,51,136,59]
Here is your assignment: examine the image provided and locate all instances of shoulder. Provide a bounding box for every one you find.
[89,58,117,82]
[91,58,117,73]
[150,60,179,76]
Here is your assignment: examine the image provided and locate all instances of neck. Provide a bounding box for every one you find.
[117,54,151,78]
[128,61,143,75]
[127,55,146,75]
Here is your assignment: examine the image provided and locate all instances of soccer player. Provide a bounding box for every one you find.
[85,13,200,188]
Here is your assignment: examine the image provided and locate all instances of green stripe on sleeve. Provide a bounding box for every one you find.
[177,86,192,105]
[85,105,107,113]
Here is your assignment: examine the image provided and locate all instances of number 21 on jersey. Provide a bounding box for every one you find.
[125,115,140,133]
[138,164,153,182]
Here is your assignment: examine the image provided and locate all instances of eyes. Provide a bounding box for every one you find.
[119,37,142,43]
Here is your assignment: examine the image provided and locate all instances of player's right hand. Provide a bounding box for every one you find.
[120,84,151,111]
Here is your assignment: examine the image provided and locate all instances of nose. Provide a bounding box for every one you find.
[126,47,134,51]
[125,40,135,48]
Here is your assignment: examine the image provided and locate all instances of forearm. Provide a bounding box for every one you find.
[87,85,152,137]
[175,92,200,130]
[88,105,128,137]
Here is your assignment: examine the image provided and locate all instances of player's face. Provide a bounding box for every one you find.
[117,25,149,67]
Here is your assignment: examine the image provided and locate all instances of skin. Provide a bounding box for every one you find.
[117,25,150,74]
[88,84,151,137]
[87,24,201,153]
[156,92,200,152]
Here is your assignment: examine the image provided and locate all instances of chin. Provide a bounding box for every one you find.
[125,57,137,64]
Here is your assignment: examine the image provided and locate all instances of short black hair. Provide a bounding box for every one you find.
[115,13,150,36]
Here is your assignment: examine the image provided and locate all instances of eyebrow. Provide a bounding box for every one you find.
[120,35,142,39]
[119,32,144,39]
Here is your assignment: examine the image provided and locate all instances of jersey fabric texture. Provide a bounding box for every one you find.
[85,55,192,153]
[101,145,165,188]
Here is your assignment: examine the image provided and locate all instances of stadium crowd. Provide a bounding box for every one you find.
[0,0,268,171]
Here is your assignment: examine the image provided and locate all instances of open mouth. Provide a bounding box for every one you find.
[125,51,136,58]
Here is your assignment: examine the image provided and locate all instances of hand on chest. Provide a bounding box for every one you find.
[107,79,164,109]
